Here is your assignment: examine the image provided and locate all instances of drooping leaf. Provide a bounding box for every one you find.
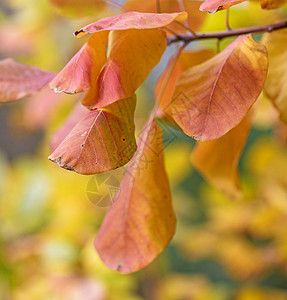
[48,95,137,175]
[49,0,106,18]
[155,49,215,114]
[262,29,287,123]
[50,102,88,152]
[82,29,166,109]
[95,120,176,273]
[124,0,206,32]
[261,0,287,9]
[0,58,55,103]
[74,11,187,37]
[50,31,109,94]
[191,113,251,198]
[169,34,267,141]
[200,0,246,13]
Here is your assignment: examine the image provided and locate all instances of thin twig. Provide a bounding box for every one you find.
[226,8,231,31]
[216,38,221,53]
[167,20,287,45]
[174,20,198,38]
[156,0,161,13]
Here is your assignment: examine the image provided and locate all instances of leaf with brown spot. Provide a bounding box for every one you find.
[191,113,252,199]
[50,31,109,94]
[0,58,55,103]
[48,95,137,175]
[169,34,267,141]
[82,29,166,109]
[262,29,287,123]
[200,0,246,13]
[95,120,176,273]
[74,11,187,37]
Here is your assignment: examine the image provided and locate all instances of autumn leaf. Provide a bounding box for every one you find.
[95,120,176,273]
[49,0,106,18]
[125,0,206,32]
[0,58,55,102]
[74,11,187,37]
[262,29,287,124]
[169,34,267,141]
[48,95,137,175]
[82,29,167,109]
[261,0,287,9]
[50,31,109,94]
[191,113,252,198]
[200,0,246,13]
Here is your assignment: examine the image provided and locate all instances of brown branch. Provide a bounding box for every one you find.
[167,20,287,45]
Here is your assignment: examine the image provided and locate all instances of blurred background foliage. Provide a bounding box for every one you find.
[1,0,287,299]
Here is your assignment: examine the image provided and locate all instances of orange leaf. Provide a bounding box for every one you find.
[169,34,267,141]
[48,95,137,175]
[49,0,106,18]
[200,0,246,13]
[262,29,287,123]
[191,113,252,198]
[82,29,166,109]
[74,11,187,37]
[50,31,109,94]
[155,49,215,114]
[0,58,55,102]
[261,0,287,9]
[125,0,206,32]
[95,120,176,273]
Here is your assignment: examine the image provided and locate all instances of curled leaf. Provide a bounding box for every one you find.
[95,120,176,273]
[169,34,267,141]
[49,95,137,175]
[0,58,55,102]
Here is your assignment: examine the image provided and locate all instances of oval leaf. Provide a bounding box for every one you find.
[74,11,187,37]
[48,95,137,175]
[50,31,109,94]
[0,58,55,102]
[170,34,267,141]
[82,29,166,109]
[95,120,176,273]
[200,0,246,13]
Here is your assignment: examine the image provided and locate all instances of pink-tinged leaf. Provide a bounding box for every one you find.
[48,96,137,175]
[200,0,246,13]
[95,120,176,273]
[0,58,55,102]
[50,31,109,94]
[50,102,88,152]
[169,34,267,141]
[74,11,187,37]
[191,113,252,199]
[82,29,166,109]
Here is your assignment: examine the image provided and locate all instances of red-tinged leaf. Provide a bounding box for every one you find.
[74,11,187,37]
[50,31,109,94]
[48,96,137,175]
[95,120,176,273]
[261,0,287,9]
[50,103,88,152]
[82,29,166,109]
[200,0,246,13]
[191,114,251,199]
[49,0,106,18]
[155,49,215,115]
[169,34,267,141]
[124,0,206,32]
[0,58,55,103]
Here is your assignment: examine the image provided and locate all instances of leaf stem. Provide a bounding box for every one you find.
[226,8,231,31]
[167,20,287,45]
[156,0,161,13]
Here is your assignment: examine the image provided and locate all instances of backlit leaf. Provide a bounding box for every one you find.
[191,113,251,198]
[50,31,109,94]
[0,58,55,102]
[74,11,187,37]
[169,34,267,141]
[262,29,287,123]
[48,95,137,175]
[200,0,246,13]
[95,120,176,273]
[82,29,166,109]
